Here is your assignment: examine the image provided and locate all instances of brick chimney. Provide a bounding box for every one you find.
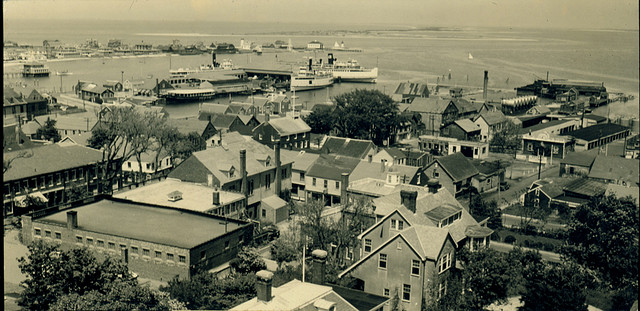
[368,154,372,163]
[400,190,418,213]
[66,211,78,230]
[240,149,247,198]
[427,178,440,194]
[256,270,274,302]
[312,249,328,285]
[483,70,488,100]
[212,191,220,205]
[340,173,349,205]
[275,142,281,196]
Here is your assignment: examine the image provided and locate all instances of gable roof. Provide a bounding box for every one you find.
[518,119,576,135]
[453,119,480,133]
[200,103,232,115]
[4,144,104,181]
[167,117,214,136]
[381,147,407,159]
[394,82,430,97]
[561,123,629,141]
[349,160,419,184]
[588,155,639,185]
[561,151,597,167]
[430,153,479,182]
[34,114,99,132]
[306,154,361,180]
[280,149,320,172]
[320,136,375,159]
[265,117,311,136]
[527,105,551,115]
[3,124,36,151]
[562,178,606,197]
[407,97,455,114]
[210,114,241,129]
[474,110,507,125]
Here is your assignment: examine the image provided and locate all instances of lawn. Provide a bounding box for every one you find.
[493,228,565,253]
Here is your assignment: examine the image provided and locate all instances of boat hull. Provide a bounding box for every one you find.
[290,76,334,91]
[330,67,378,83]
[164,89,216,104]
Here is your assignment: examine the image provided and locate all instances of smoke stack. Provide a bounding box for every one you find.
[427,178,440,194]
[340,173,349,204]
[66,211,78,230]
[256,270,274,302]
[368,154,372,163]
[312,249,328,285]
[212,52,217,67]
[212,191,220,205]
[121,247,129,265]
[240,150,247,197]
[308,58,312,71]
[275,142,282,196]
[483,70,488,100]
[400,190,418,213]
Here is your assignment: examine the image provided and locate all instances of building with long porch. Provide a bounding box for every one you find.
[418,135,489,159]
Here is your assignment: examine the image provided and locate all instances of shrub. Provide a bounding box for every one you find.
[543,242,556,252]
[504,235,517,244]
[523,240,531,247]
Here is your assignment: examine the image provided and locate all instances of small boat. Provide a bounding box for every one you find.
[56,70,73,76]
[468,53,474,60]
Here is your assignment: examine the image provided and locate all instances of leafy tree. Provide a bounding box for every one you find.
[519,261,592,311]
[489,120,520,155]
[468,188,502,229]
[271,234,299,266]
[297,199,333,251]
[173,132,206,161]
[561,194,639,310]
[230,247,267,275]
[456,248,514,310]
[35,118,61,142]
[332,89,400,146]
[65,181,90,203]
[160,272,256,310]
[17,240,138,311]
[303,105,334,134]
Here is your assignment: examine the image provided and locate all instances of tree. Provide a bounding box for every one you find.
[489,120,520,155]
[332,89,400,146]
[35,118,61,142]
[456,248,514,310]
[520,261,592,311]
[151,125,180,175]
[173,132,206,162]
[468,188,502,229]
[17,240,137,311]
[271,234,299,266]
[229,247,267,275]
[519,190,554,231]
[561,194,639,309]
[160,272,256,310]
[64,180,90,203]
[303,105,334,134]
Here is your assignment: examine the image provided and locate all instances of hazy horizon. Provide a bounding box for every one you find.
[3,0,639,31]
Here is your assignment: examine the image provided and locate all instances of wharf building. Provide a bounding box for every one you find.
[515,79,607,99]
[3,86,49,124]
[21,198,253,281]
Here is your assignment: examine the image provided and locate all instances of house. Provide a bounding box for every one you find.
[305,154,361,206]
[559,151,597,177]
[470,160,505,193]
[587,155,639,186]
[320,136,377,159]
[372,148,432,168]
[556,88,579,102]
[228,102,257,115]
[393,82,430,103]
[581,114,607,128]
[521,178,576,211]
[419,135,489,159]
[406,97,459,135]
[554,178,606,208]
[121,146,173,181]
[525,105,551,116]
[34,113,99,137]
[204,114,251,135]
[58,132,92,147]
[280,149,320,201]
[307,41,324,49]
[252,117,311,149]
[472,110,508,142]
[103,80,123,92]
[199,103,233,117]
[624,134,640,159]
[259,195,289,225]
[441,119,481,141]
[167,139,293,220]
[206,130,250,149]
[237,115,261,131]
[80,83,115,103]
[3,144,114,218]
[167,117,217,139]
[3,123,37,152]
[561,123,630,152]
[350,158,422,187]
[21,198,253,281]
[424,153,479,197]
[451,99,487,120]
[150,79,175,95]
[113,178,246,220]
[521,134,575,162]
[3,86,48,123]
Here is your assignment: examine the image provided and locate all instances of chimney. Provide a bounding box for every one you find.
[66,211,78,230]
[275,143,282,196]
[368,154,372,163]
[15,115,22,145]
[340,173,349,204]
[312,249,328,285]
[400,190,418,213]
[483,70,488,100]
[121,247,129,265]
[256,270,274,302]
[218,130,222,146]
[380,160,386,172]
[427,178,440,194]
[240,149,247,198]
[265,113,270,122]
[212,191,220,205]
[207,173,214,187]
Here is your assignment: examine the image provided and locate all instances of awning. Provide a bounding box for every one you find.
[14,192,49,207]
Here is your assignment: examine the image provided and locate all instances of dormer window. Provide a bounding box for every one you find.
[265,156,271,167]
[229,167,235,178]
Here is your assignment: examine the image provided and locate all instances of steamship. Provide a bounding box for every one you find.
[322,53,377,83]
[290,58,334,91]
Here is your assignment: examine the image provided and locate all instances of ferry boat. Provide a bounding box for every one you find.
[169,57,234,78]
[22,63,50,77]
[322,53,377,83]
[290,60,334,91]
[164,88,216,104]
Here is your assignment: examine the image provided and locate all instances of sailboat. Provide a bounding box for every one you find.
[468,53,473,60]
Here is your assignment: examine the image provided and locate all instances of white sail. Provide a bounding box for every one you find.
[468,53,473,60]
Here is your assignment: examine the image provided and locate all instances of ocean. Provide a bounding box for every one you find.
[3,19,639,119]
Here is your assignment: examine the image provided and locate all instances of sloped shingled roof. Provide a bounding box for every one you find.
[588,155,639,185]
[266,117,311,136]
[407,97,454,114]
[167,118,213,136]
[562,123,629,142]
[4,144,104,181]
[320,136,375,159]
[432,152,479,182]
[394,82,430,97]
[306,154,361,180]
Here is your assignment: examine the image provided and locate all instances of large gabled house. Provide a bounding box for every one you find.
[424,153,479,197]
[405,97,459,136]
[3,86,48,123]
[472,110,509,142]
[393,82,430,104]
[252,117,311,149]
[587,155,639,186]
[320,136,377,160]
[305,154,361,206]
[280,149,320,201]
[166,117,217,139]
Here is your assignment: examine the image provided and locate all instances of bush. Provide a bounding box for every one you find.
[504,235,517,244]
[523,240,531,247]
[490,232,502,241]
[542,242,555,252]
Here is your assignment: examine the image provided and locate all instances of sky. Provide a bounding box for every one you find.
[3,0,639,30]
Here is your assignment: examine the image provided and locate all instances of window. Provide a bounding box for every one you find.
[364,239,372,252]
[433,170,439,178]
[127,162,131,168]
[323,180,328,188]
[411,260,420,276]
[179,255,186,263]
[248,179,254,195]
[200,251,206,260]
[45,230,52,238]
[40,176,45,189]
[265,173,271,189]
[108,242,116,249]
[131,246,139,254]
[391,219,396,229]
[300,172,305,181]
[345,247,353,260]
[167,253,174,261]
[55,232,61,239]
[262,209,266,217]
[527,143,533,151]
[383,288,390,297]
[155,251,162,258]
[391,219,404,230]
[438,252,452,273]
[34,228,41,236]
[143,249,150,256]
[146,163,151,170]
[225,241,230,250]
[97,240,105,247]
[438,281,448,300]
[76,236,83,243]
[397,241,402,250]
[312,178,317,186]
[398,220,404,230]
[402,284,411,301]
[378,253,387,269]
[86,237,93,245]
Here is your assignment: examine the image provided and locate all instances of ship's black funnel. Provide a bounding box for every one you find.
[308,58,312,70]
[328,53,334,65]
